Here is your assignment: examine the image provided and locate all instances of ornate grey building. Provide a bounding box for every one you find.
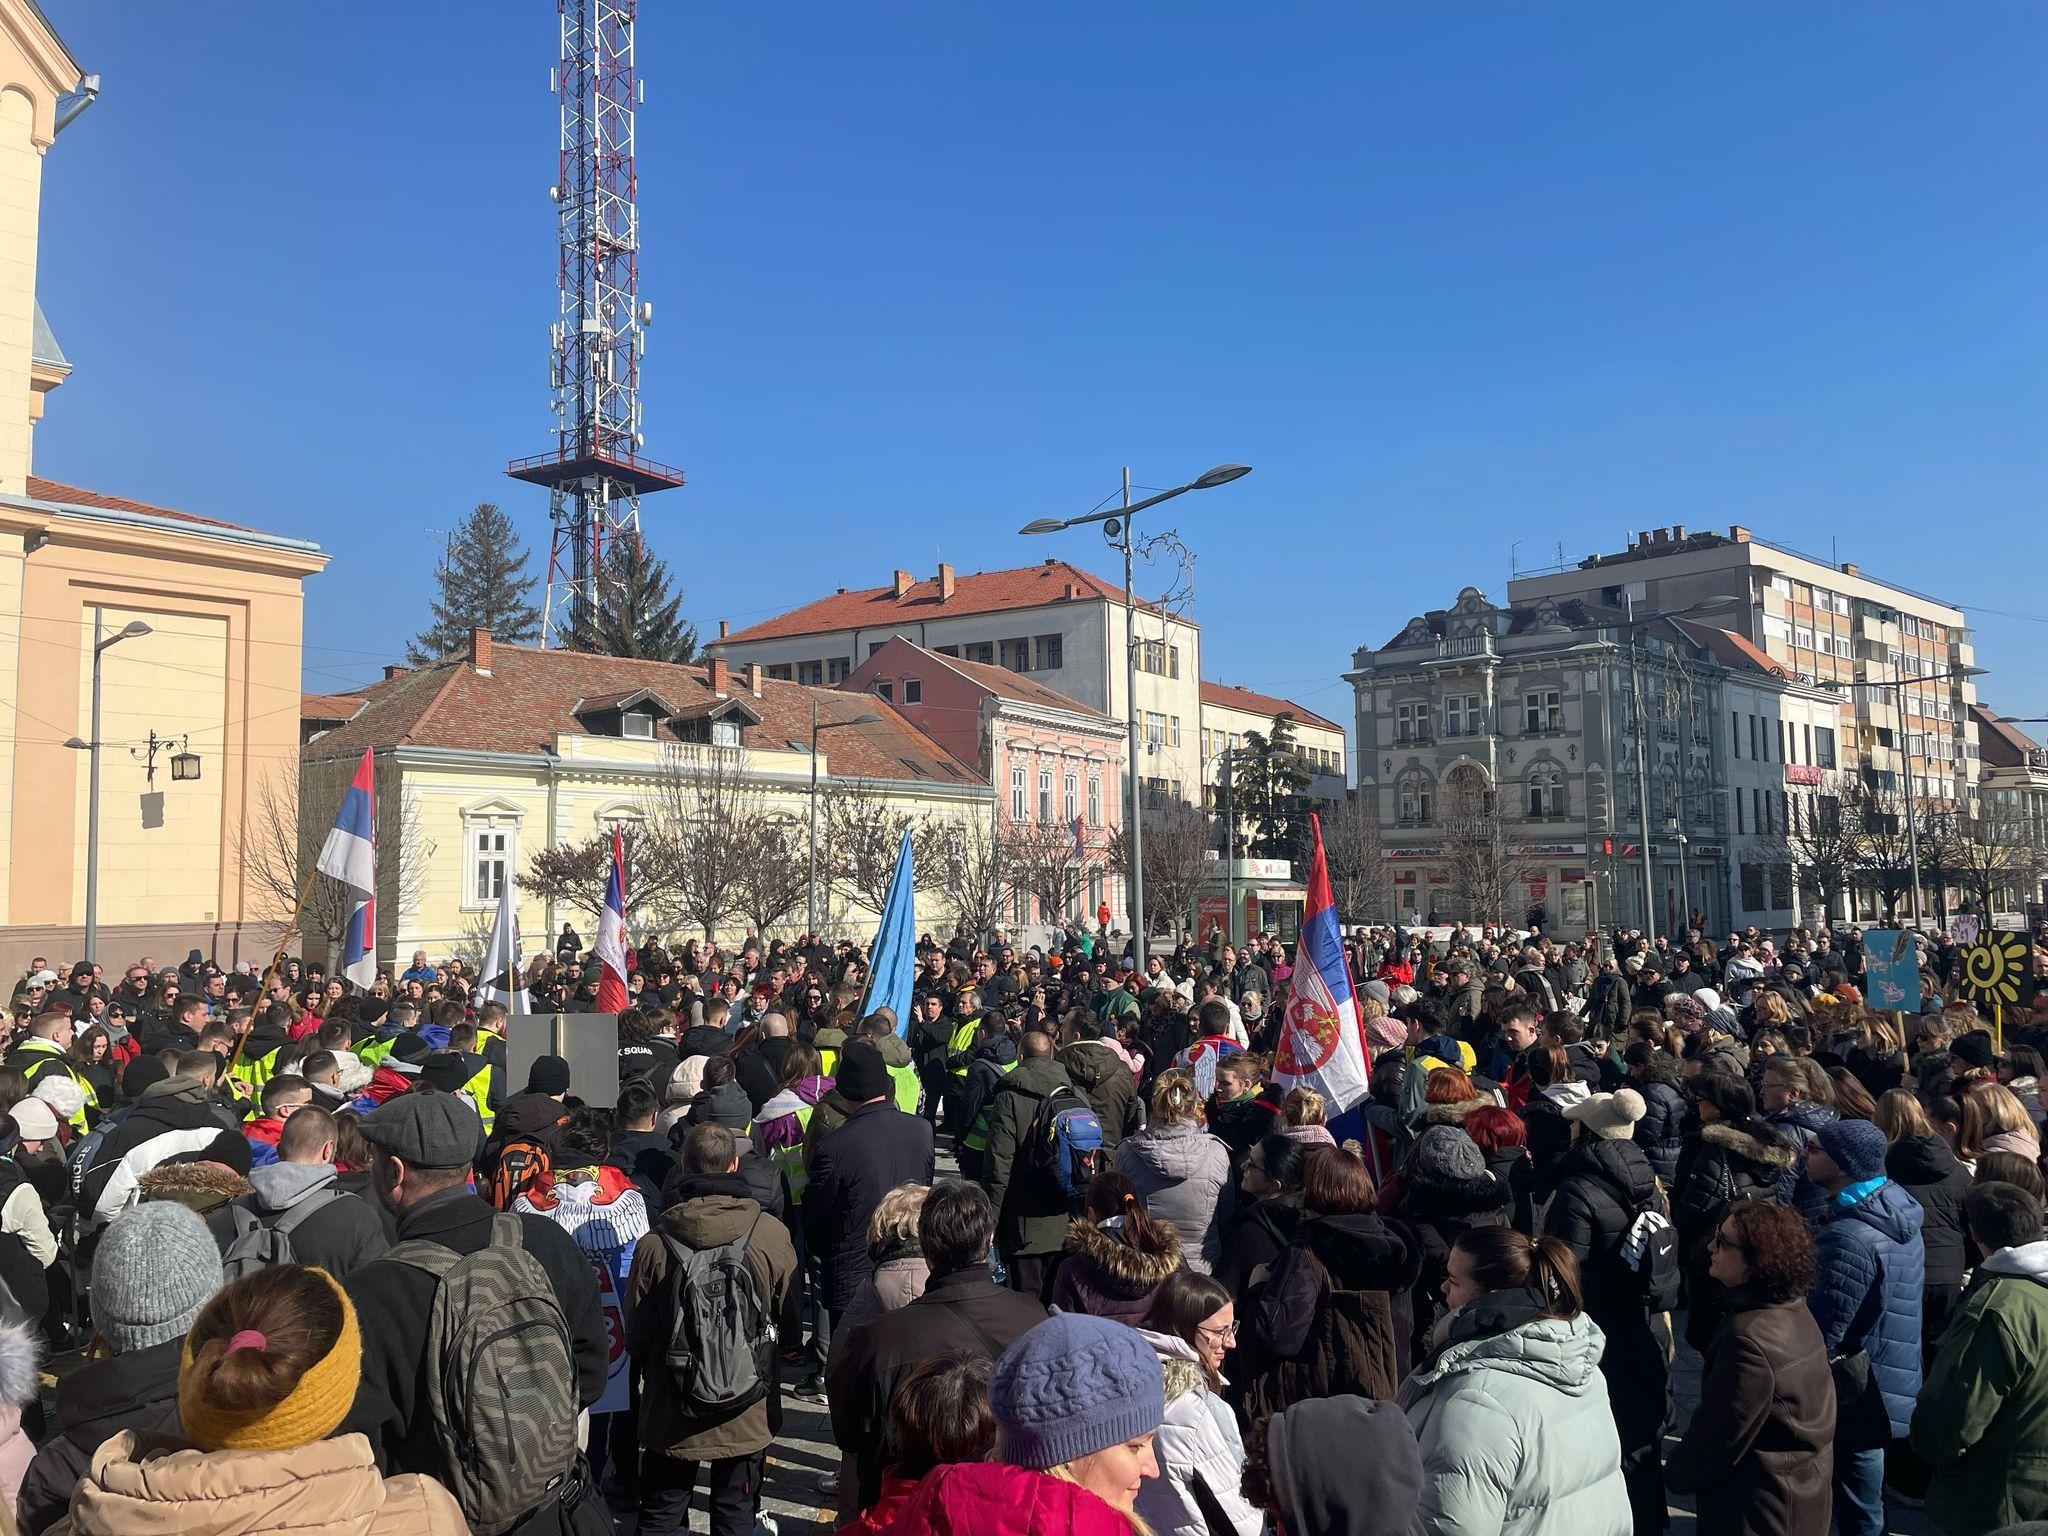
[1349,587,1746,936]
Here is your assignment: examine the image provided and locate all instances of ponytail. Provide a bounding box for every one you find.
[1451,1226,1584,1320]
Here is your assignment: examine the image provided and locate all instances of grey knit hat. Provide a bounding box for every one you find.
[1410,1124,1487,1184]
[91,1201,224,1353]
[991,1312,1164,1469]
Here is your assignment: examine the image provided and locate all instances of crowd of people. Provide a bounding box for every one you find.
[0,916,2045,1535]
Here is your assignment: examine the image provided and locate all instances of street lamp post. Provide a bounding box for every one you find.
[63,615,152,963]
[806,698,881,939]
[1020,462,1251,967]
[1827,666,1986,929]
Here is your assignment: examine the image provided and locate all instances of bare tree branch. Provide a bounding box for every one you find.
[732,814,809,940]
[930,809,1015,946]
[1438,770,1535,924]
[1322,791,1391,925]
[1108,799,1213,942]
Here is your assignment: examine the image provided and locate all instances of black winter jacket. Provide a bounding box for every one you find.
[1242,1211,1421,1416]
[1887,1132,1971,1292]
[338,1186,609,1478]
[1214,1194,1305,1298]
[801,1099,935,1311]
[1624,1055,1687,1187]
[17,1337,182,1535]
[1400,1159,1513,1358]
[1545,1136,1667,1331]
[1672,1117,1795,1269]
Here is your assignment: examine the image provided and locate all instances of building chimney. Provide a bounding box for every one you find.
[1673,524,1686,541]
[1063,581,1081,600]
[383,664,407,681]
[1730,525,1751,543]
[1841,562,1859,577]
[937,562,955,602]
[468,628,492,676]
[717,619,729,640]
[743,662,763,696]
[892,568,914,599]
[708,657,729,697]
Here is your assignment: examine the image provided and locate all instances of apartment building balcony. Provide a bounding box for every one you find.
[1434,634,1496,661]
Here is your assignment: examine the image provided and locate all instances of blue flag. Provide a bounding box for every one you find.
[861,829,918,1038]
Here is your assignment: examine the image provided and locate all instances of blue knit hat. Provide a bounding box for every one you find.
[1817,1118,1889,1183]
[991,1313,1164,1469]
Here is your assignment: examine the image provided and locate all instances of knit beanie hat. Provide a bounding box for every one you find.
[990,1312,1164,1469]
[1266,1395,1423,1536]
[525,1053,573,1095]
[1818,1118,1889,1183]
[835,1042,892,1103]
[1666,994,1706,1033]
[1410,1125,1486,1184]
[1563,1088,1648,1141]
[91,1202,224,1353]
[179,1267,361,1452]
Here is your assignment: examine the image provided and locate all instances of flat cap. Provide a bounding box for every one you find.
[360,1090,481,1169]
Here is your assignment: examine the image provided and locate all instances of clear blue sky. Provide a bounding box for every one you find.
[34,2,2048,734]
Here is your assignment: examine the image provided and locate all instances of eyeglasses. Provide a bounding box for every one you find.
[1197,1320,1239,1345]
[1708,1228,1746,1257]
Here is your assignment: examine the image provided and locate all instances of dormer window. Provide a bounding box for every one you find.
[712,718,741,748]
[573,687,680,740]
[622,712,655,739]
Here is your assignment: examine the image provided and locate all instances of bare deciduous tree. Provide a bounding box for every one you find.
[1438,770,1533,924]
[930,809,1013,947]
[1949,797,2047,917]
[1006,814,1103,929]
[1321,792,1391,924]
[1780,775,1856,926]
[657,748,763,943]
[822,778,946,918]
[236,760,434,968]
[1848,778,1918,922]
[732,814,809,940]
[1108,799,1214,942]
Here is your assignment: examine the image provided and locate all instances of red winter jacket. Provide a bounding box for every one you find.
[877,1464,1136,1536]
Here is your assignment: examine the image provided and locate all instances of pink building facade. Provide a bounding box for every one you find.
[844,638,1127,933]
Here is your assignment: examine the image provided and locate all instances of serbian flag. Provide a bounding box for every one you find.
[593,827,629,1014]
[315,748,378,988]
[1271,812,1369,1113]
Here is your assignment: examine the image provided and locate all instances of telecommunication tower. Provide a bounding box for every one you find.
[507,0,683,646]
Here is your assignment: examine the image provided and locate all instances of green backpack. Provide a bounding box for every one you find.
[385,1213,580,1536]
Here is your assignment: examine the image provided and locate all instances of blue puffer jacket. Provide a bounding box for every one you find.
[1809,1178,1924,1438]
[1766,1100,1838,1224]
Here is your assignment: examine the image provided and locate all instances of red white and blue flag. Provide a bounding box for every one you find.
[1271,812,1370,1113]
[593,826,629,1014]
[315,748,378,988]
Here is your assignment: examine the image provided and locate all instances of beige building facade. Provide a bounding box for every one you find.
[0,5,328,972]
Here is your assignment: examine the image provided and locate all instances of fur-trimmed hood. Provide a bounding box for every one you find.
[1416,1098,1487,1129]
[1700,1117,1796,1171]
[1063,1215,1182,1291]
[0,1320,39,1406]
[136,1160,253,1214]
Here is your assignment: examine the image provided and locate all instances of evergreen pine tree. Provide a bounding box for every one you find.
[407,502,544,663]
[569,534,700,663]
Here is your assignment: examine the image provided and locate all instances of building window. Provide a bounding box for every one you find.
[1039,770,1054,823]
[1527,767,1564,819]
[1063,773,1079,823]
[797,660,824,686]
[1446,695,1481,736]
[966,641,995,665]
[1035,634,1063,670]
[1087,775,1101,826]
[873,680,893,703]
[1398,772,1434,825]
[1000,637,1032,671]
[1011,766,1027,821]
[711,718,741,748]
[1089,869,1105,913]
[472,825,509,905]
[1169,715,1182,748]
[1145,711,1166,750]
[621,711,655,739]
[766,663,792,681]
[826,657,850,684]
[1731,711,1741,759]
[1741,862,1765,912]
[1523,690,1561,733]
[1395,701,1431,743]
[902,677,922,705]
[1816,726,1837,769]
[1168,645,1180,679]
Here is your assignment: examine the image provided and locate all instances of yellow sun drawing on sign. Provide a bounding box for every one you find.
[1959,932,2031,1008]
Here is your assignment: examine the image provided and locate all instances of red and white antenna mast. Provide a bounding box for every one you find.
[508,0,682,646]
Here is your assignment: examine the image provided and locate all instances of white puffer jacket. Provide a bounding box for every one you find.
[1131,1330,1266,1536]
[1400,1306,1629,1536]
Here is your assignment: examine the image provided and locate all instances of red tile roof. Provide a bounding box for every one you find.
[717,560,1163,646]
[1971,703,2039,769]
[1675,622,1790,680]
[302,643,986,787]
[1198,681,1341,733]
[928,650,1109,719]
[27,475,255,533]
[301,692,364,722]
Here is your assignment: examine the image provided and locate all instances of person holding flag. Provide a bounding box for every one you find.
[1271,811,1371,1116]
[315,747,378,989]
[594,826,630,1014]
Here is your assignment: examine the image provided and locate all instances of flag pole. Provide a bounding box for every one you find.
[257,867,322,997]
